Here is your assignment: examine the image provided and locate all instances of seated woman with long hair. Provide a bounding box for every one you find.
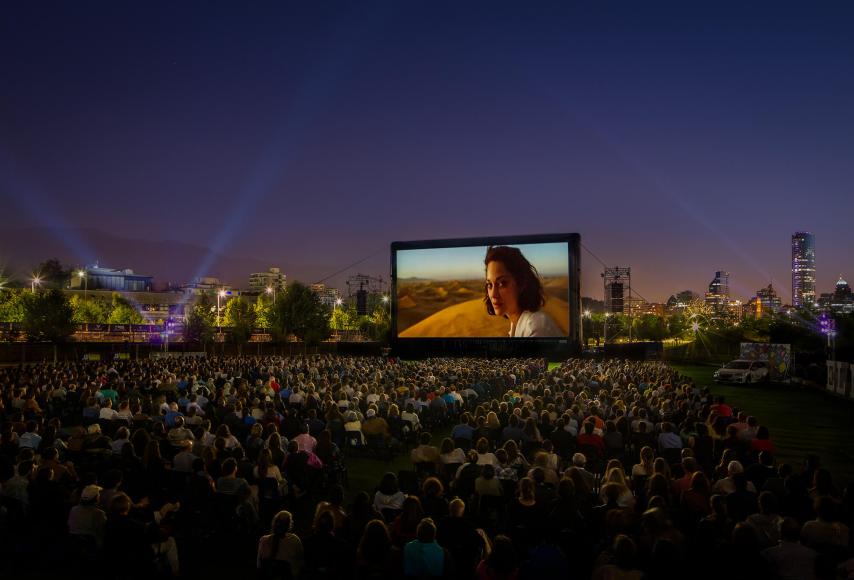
[257,510,304,579]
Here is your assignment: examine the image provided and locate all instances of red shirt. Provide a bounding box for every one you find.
[577,433,605,456]
[750,438,774,454]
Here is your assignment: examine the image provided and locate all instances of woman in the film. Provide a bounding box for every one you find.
[484,245,563,337]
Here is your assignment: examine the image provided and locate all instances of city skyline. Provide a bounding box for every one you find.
[2,2,853,302]
[0,226,846,306]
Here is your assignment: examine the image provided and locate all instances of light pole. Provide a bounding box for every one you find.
[31,276,41,293]
[266,286,275,302]
[77,270,87,301]
[217,290,226,333]
[334,297,343,338]
[603,312,610,344]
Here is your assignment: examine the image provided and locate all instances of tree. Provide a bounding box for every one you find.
[0,289,26,323]
[70,294,111,323]
[107,293,145,325]
[331,305,359,331]
[270,282,331,346]
[634,314,668,341]
[366,305,391,342]
[223,296,256,353]
[254,294,273,330]
[21,289,75,343]
[36,258,71,289]
[184,293,215,347]
[668,313,688,340]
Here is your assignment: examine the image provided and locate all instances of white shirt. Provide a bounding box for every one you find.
[509,310,563,337]
[99,408,119,420]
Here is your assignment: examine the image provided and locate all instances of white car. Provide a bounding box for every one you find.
[713,360,770,383]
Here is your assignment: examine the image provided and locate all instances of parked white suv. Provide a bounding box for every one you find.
[713,360,769,383]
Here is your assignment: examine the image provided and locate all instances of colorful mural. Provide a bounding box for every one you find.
[740,342,791,379]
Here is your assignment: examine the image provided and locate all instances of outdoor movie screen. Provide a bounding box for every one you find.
[394,238,572,339]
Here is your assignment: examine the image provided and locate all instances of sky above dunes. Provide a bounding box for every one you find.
[397,243,569,280]
[2,1,853,302]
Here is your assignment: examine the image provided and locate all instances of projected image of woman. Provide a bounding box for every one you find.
[484,246,563,337]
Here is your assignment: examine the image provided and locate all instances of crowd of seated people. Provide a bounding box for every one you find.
[0,354,851,579]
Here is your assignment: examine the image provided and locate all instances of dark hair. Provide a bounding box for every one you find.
[422,477,444,497]
[416,517,436,543]
[613,534,637,570]
[358,519,392,563]
[484,246,546,315]
[378,472,399,495]
[485,536,518,574]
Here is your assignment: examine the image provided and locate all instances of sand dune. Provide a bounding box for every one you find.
[399,296,570,338]
[398,295,417,309]
[396,276,569,336]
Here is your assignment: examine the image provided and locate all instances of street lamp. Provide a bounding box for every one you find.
[266,286,275,302]
[77,269,87,301]
[603,312,610,344]
[31,276,42,293]
[217,289,227,332]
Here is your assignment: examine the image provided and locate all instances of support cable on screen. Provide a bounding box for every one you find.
[314,247,386,285]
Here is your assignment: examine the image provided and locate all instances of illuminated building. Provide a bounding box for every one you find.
[248,267,287,294]
[70,264,153,292]
[792,232,816,308]
[820,276,854,314]
[748,284,782,317]
[311,283,342,308]
[704,271,730,315]
[182,277,233,296]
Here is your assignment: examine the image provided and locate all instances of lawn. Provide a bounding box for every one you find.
[674,363,854,487]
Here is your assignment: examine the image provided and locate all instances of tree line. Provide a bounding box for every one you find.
[0,282,390,350]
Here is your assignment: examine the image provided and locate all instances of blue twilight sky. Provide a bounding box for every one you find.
[397,243,569,281]
[1,1,853,302]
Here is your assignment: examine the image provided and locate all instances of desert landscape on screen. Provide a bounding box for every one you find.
[397,276,569,337]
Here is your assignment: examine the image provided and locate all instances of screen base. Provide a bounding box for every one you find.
[391,339,578,360]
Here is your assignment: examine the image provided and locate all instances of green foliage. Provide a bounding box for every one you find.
[366,305,391,342]
[633,314,668,341]
[668,313,688,338]
[0,288,26,323]
[254,295,273,330]
[269,282,331,345]
[223,296,257,349]
[70,294,111,323]
[184,293,215,345]
[21,289,75,343]
[331,305,359,331]
[107,293,145,325]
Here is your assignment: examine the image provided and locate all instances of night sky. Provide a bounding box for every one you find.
[2,1,853,303]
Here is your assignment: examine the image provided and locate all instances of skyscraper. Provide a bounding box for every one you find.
[705,270,730,314]
[792,232,816,308]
